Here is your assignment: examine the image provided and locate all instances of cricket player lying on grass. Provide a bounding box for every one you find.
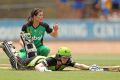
[15,47,102,72]
[17,47,93,72]
[19,47,119,72]
[1,41,120,72]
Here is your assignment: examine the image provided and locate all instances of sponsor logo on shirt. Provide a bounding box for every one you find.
[32,36,42,40]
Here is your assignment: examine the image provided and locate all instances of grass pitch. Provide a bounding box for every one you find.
[0,69,120,80]
[0,53,120,80]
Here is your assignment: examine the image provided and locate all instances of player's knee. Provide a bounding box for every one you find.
[19,49,27,59]
[40,47,50,56]
[43,48,50,56]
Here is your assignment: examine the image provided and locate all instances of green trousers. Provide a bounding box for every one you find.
[18,45,50,59]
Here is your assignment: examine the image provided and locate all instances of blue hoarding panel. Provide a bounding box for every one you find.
[0,19,120,40]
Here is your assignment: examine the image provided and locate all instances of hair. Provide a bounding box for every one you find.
[27,8,43,24]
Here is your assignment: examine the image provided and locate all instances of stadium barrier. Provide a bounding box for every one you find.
[0,19,120,40]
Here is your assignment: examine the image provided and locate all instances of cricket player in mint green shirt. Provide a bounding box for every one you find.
[17,47,105,72]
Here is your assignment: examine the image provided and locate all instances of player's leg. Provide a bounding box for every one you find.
[16,48,35,70]
[37,45,50,57]
[18,48,27,59]
[1,41,19,70]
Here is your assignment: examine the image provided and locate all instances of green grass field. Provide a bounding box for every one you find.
[0,53,120,80]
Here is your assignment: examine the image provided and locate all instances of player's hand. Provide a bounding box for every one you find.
[89,64,103,71]
[53,24,58,31]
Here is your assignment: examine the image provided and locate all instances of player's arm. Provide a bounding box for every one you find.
[50,24,58,37]
[67,59,90,70]
[73,63,89,70]
[35,62,51,72]
[71,61,104,71]
[35,57,57,72]
[43,22,58,38]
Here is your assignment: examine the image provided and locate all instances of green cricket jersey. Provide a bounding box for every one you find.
[22,22,53,48]
[44,56,75,71]
[26,55,76,71]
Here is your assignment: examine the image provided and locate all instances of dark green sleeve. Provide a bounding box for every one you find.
[41,22,53,33]
[42,57,57,67]
[21,24,28,33]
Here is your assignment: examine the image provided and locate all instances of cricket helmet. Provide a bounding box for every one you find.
[56,47,71,57]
